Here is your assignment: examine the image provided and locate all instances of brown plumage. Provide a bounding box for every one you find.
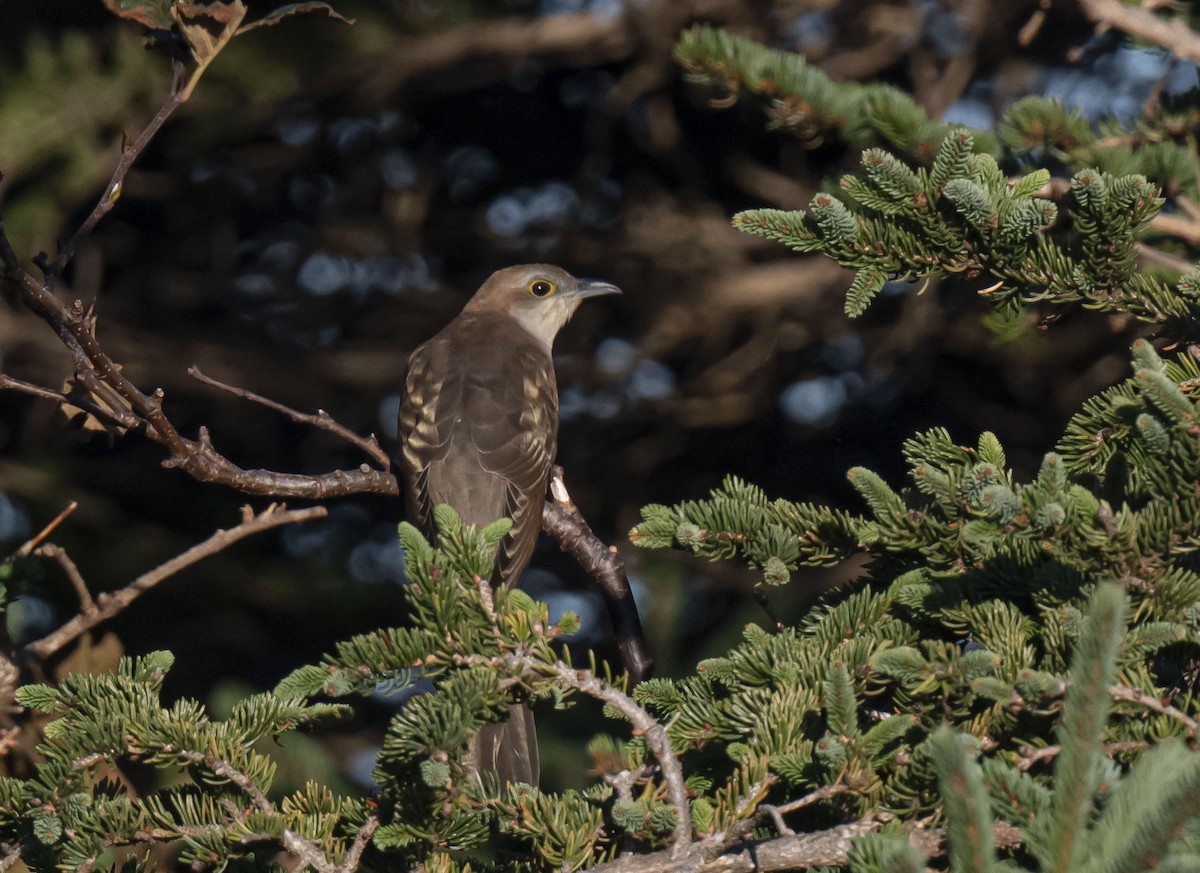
[398,264,620,785]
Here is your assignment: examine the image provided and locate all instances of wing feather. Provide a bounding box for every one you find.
[398,313,557,586]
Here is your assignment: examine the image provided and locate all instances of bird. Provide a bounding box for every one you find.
[398,263,621,786]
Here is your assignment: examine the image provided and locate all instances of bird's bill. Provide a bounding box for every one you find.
[572,279,622,298]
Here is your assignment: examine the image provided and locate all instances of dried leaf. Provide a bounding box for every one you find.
[102,0,174,30]
[236,2,355,34]
[59,371,132,439]
[172,1,248,99]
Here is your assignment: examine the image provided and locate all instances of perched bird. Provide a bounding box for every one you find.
[398,264,621,786]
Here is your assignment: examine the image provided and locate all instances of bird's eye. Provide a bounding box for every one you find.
[528,279,556,298]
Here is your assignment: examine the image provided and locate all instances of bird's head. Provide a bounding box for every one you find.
[463,264,621,351]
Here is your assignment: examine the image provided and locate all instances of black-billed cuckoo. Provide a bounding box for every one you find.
[398,264,621,786]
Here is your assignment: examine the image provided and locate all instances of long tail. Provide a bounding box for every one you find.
[475,702,539,787]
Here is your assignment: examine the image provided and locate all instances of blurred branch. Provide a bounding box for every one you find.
[189,365,391,470]
[1076,0,1200,64]
[356,9,633,103]
[24,504,328,660]
[31,544,95,615]
[543,467,653,684]
[42,60,188,282]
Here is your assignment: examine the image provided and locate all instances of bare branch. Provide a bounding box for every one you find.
[0,64,400,503]
[43,61,189,281]
[1076,0,1200,64]
[548,658,692,855]
[189,365,391,470]
[339,816,380,873]
[31,543,95,614]
[183,751,342,873]
[13,501,78,558]
[0,374,70,407]
[1109,683,1199,736]
[587,819,1023,873]
[542,468,653,683]
[1017,739,1151,771]
[0,844,20,873]
[24,504,328,659]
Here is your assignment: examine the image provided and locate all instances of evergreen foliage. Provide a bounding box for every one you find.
[9,16,1200,873]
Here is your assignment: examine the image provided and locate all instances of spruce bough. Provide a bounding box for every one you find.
[6,25,1200,873]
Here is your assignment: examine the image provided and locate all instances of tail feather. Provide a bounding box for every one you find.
[475,702,539,787]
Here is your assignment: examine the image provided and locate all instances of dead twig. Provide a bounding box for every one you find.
[0,66,399,502]
[14,501,78,558]
[42,62,189,282]
[23,504,327,660]
[586,819,1023,873]
[1017,739,1151,771]
[461,651,692,858]
[30,544,95,615]
[1109,683,1199,736]
[189,365,391,470]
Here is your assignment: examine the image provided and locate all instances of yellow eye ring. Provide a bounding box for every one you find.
[528,279,556,298]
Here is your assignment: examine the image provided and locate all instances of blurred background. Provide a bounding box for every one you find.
[1,0,1196,788]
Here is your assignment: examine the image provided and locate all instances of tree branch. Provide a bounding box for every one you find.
[461,650,691,856]
[0,62,400,502]
[587,819,1023,873]
[1076,0,1200,64]
[23,504,328,659]
[31,543,95,615]
[189,365,391,470]
[543,468,653,683]
[338,816,380,873]
[42,60,189,282]
[1109,683,1199,736]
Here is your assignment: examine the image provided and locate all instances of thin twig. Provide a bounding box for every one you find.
[0,374,69,407]
[0,371,143,437]
[1109,683,1199,736]
[23,504,327,659]
[43,61,189,281]
[586,819,1023,873]
[339,815,380,873]
[1017,739,1151,771]
[543,467,653,683]
[546,659,692,856]
[184,752,341,873]
[31,543,95,614]
[775,782,850,815]
[14,501,78,557]
[189,365,392,470]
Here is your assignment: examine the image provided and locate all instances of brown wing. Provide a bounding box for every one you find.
[398,313,557,586]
